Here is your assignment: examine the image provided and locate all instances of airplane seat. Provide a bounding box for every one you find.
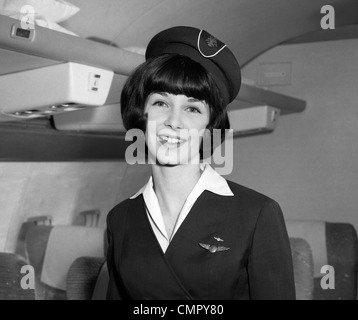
[66,229,109,300]
[66,257,108,300]
[286,219,358,300]
[24,224,66,299]
[15,215,52,259]
[24,224,106,299]
[0,252,35,300]
[72,209,101,227]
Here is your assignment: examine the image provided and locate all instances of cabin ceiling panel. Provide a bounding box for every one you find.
[62,0,164,43]
[64,0,358,65]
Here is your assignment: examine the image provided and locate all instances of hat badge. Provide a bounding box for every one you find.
[205,36,218,48]
[197,30,227,58]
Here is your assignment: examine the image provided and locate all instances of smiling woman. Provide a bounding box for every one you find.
[120,51,230,166]
[105,26,296,300]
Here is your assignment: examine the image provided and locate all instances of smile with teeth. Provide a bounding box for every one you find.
[158,135,185,145]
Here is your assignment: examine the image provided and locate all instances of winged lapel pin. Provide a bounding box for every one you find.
[199,243,230,253]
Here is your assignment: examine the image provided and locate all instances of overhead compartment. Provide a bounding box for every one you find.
[0,14,144,122]
[0,14,306,137]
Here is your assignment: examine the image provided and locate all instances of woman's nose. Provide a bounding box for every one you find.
[164,108,184,129]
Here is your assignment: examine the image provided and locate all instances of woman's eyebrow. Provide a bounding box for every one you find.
[188,98,204,103]
[153,92,168,97]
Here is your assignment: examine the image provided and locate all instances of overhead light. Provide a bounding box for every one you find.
[0,62,114,122]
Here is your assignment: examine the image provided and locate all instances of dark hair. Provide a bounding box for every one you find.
[121,54,230,155]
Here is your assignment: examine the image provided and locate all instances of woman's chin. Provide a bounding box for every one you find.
[147,142,201,166]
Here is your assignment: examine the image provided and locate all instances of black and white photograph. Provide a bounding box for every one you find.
[0,0,357,307]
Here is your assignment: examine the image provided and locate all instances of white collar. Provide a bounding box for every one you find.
[129,164,233,244]
[129,163,234,199]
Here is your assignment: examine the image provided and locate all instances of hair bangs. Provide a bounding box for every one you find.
[145,55,212,104]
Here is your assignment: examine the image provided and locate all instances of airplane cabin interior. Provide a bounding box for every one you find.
[0,0,358,301]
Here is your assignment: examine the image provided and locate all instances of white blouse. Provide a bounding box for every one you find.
[130,164,234,253]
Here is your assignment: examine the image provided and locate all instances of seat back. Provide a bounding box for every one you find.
[66,227,109,300]
[15,215,52,259]
[25,225,53,274]
[25,225,106,299]
[0,252,35,300]
[72,209,101,227]
[66,256,106,300]
[24,225,66,299]
[40,225,105,292]
[286,219,358,300]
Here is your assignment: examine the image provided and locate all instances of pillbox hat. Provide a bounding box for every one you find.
[145,26,241,104]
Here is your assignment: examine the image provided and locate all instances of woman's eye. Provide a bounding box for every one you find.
[153,101,167,108]
[186,106,201,113]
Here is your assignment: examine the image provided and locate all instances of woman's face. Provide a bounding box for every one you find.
[145,92,210,166]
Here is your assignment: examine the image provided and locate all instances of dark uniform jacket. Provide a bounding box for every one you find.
[106,180,296,300]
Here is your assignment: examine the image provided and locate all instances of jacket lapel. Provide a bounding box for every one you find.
[120,195,193,299]
[164,191,232,299]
